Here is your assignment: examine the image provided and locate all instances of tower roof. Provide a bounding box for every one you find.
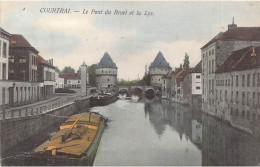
[149,51,171,69]
[97,52,117,69]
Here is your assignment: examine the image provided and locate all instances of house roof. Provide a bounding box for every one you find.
[10,34,39,53]
[215,46,260,73]
[0,27,11,37]
[97,52,117,69]
[60,73,81,80]
[149,51,171,69]
[191,61,202,73]
[201,27,260,49]
[37,55,55,68]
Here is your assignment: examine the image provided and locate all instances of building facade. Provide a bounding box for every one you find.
[214,46,260,134]
[201,22,260,114]
[149,51,172,87]
[95,52,117,89]
[182,61,202,106]
[37,56,55,98]
[60,73,81,88]
[9,34,39,82]
[0,29,43,109]
[55,71,64,89]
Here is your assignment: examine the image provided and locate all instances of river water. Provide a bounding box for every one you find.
[1,95,260,166]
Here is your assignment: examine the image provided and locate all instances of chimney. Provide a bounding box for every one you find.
[251,47,257,66]
[228,17,237,30]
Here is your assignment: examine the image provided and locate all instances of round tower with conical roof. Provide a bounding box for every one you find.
[95,52,118,89]
[149,51,172,87]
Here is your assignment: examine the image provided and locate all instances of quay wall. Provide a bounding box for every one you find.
[0,97,90,153]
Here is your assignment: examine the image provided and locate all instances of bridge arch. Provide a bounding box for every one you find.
[145,88,155,96]
[133,87,142,95]
[119,88,129,94]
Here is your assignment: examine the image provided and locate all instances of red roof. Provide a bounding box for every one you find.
[215,46,260,73]
[60,73,80,80]
[37,55,55,68]
[10,34,39,53]
[201,27,260,49]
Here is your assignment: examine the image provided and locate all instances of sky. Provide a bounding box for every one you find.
[1,1,260,80]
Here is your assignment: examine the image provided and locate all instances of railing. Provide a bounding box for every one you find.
[0,95,82,120]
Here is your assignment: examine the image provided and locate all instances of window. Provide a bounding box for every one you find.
[231,76,233,86]
[20,56,26,63]
[196,75,200,79]
[242,75,245,87]
[220,90,222,101]
[225,90,227,102]
[242,92,245,105]
[247,92,250,106]
[258,73,260,86]
[253,74,256,86]
[2,88,5,104]
[253,92,256,106]
[212,60,214,73]
[209,61,211,74]
[242,110,245,118]
[78,80,80,83]
[258,93,260,108]
[236,91,239,104]
[196,86,200,90]
[2,63,6,80]
[236,75,239,87]
[247,74,250,87]
[212,80,214,94]
[231,91,233,103]
[212,49,214,54]
[159,79,160,81]
[9,55,14,63]
[3,42,7,58]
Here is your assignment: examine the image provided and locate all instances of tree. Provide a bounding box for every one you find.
[183,52,190,69]
[55,66,61,73]
[88,64,97,87]
[61,66,75,73]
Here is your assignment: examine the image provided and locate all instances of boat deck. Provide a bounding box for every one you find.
[33,113,101,157]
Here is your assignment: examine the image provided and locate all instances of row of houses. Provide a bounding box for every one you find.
[160,20,260,134]
[0,28,57,109]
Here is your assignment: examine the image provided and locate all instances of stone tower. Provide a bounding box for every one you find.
[95,52,118,89]
[149,51,172,87]
[81,61,88,95]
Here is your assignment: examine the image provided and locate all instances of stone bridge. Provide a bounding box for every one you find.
[118,86,157,95]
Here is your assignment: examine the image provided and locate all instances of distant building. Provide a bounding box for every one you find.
[55,71,64,89]
[171,68,192,103]
[60,73,81,88]
[95,52,117,89]
[37,56,55,98]
[201,20,260,115]
[149,51,172,87]
[182,61,202,106]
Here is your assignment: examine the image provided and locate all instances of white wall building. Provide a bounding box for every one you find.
[55,71,64,89]
[95,52,117,89]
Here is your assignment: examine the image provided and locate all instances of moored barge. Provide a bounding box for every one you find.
[27,112,107,166]
[90,92,118,107]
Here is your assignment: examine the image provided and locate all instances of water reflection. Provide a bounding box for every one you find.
[1,96,260,166]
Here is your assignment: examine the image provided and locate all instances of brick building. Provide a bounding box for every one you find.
[201,21,260,114]
[215,46,260,133]
[9,34,38,82]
